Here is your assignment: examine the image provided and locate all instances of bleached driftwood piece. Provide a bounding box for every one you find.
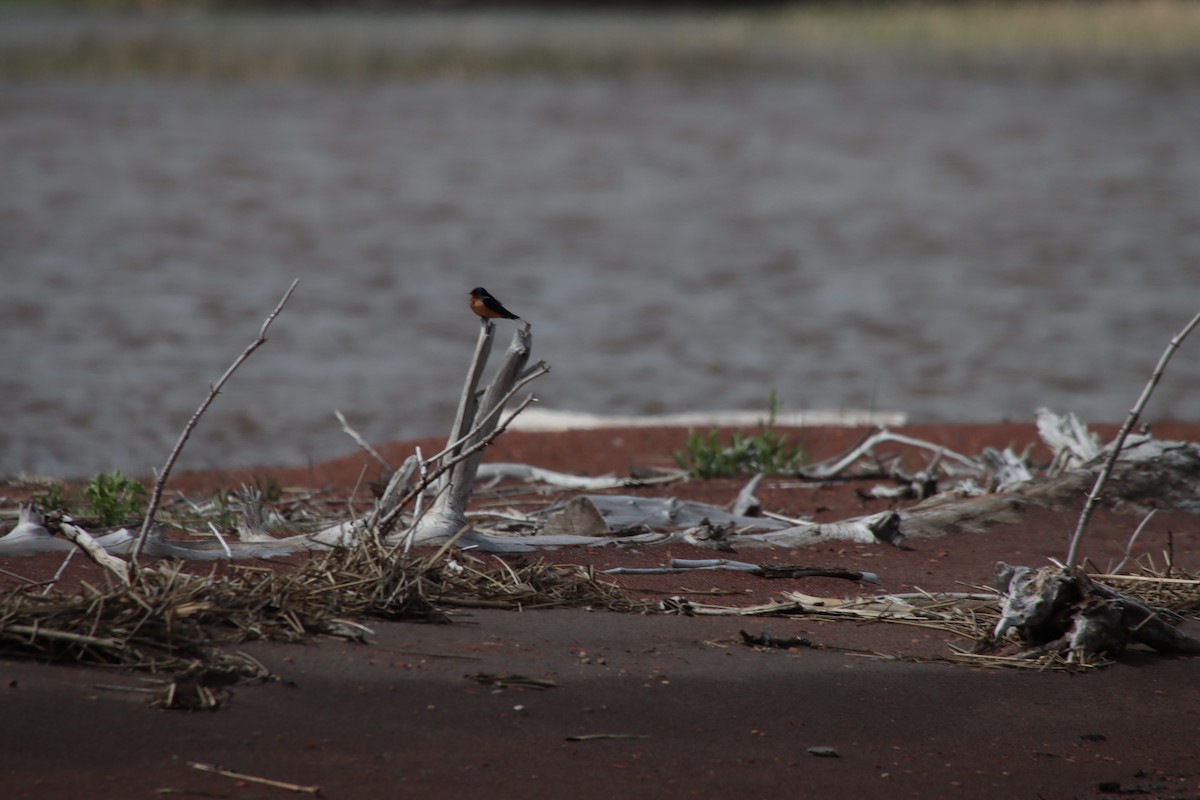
[1036,408,1101,474]
[476,463,629,491]
[0,506,60,555]
[802,429,982,480]
[993,562,1200,660]
[897,432,1200,540]
[739,510,904,548]
[544,494,789,534]
[979,446,1034,492]
[456,498,903,552]
[0,507,136,560]
[603,558,880,584]
[662,590,976,622]
[307,454,421,548]
[404,320,547,545]
[732,474,764,517]
[58,523,130,584]
[135,525,317,560]
[511,408,907,431]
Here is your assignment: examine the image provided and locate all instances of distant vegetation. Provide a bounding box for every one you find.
[2,1,1199,81]
[674,392,803,479]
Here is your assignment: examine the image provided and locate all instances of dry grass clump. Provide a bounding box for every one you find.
[0,539,639,687]
[1088,565,1200,617]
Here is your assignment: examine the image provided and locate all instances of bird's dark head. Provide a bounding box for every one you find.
[469,287,488,298]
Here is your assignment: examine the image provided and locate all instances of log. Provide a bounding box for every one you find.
[993,562,1200,659]
[603,558,880,584]
[477,463,629,490]
[407,321,541,545]
[545,494,788,534]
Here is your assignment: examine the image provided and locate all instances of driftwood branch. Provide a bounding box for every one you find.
[604,558,879,584]
[993,562,1200,660]
[58,523,131,585]
[405,321,542,544]
[1066,308,1200,567]
[374,388,543,540]
[444,318,496,464]
[131,279,299,566]
[476,463,629,490]
[732,473,764,517]
[803,429,981,480]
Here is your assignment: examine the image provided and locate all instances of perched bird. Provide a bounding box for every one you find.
[469,287,520,320]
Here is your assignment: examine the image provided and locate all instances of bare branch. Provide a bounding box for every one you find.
[445,319,495,462]
[132,279,299,566]
[803,428,980,479]
[1111,509,1157,575]
[424,361,550,468]
[1066,308,1200,567]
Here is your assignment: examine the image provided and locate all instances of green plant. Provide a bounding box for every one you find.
[250,474,284,504]
[30,482,70,514]
[83,470,147,526]
[674,391,802,479]
[208,490,241,533]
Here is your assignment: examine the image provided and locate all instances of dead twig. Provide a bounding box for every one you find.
[1111,509,1157,574]
[133,279,300,566]
[1066,308,1200,567]
[379,388,543,538]
[187,761,320,795]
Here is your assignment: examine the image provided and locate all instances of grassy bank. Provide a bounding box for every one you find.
[2,2,1199,80]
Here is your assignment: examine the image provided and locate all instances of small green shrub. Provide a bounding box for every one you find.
[30,482,70,515]
[83,470,147,526]
[674,392,802,479]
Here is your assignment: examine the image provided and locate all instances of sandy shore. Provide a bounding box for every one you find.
[3,422,1199,799]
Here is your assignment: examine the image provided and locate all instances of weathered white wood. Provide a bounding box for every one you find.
[803,429,982,480]
[407,321,538,545]
[476,463,628,490]
[509,408,908,431]
[731,473,764,517]
[979,446,1034,492]
[993,562,1200,659]
[544,494,788,533]
[0,506,63,554]
[58,523,131,584]
[1036,408,1102,473]
[740,510,904,548]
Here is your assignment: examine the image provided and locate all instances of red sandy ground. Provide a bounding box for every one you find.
[3,423,1200,800]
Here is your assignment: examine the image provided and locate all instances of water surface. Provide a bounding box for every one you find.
[3,70,1198,477]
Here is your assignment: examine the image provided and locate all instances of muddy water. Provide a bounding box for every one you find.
[3,72,1199,477]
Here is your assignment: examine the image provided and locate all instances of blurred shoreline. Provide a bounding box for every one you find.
[4,3,1200,82]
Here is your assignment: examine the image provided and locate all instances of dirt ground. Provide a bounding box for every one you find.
[3,422,1200,800]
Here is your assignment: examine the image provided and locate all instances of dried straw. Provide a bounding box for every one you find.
[0,539,638,683]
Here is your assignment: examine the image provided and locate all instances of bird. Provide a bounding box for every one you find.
[468,287,520,320]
